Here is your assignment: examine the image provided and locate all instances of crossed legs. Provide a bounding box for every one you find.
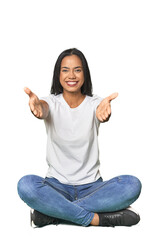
[17,175,142,227]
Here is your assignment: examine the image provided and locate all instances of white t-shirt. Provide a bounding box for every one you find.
[40,93,104,185]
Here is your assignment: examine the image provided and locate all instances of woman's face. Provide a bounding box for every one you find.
[60,55,84,95]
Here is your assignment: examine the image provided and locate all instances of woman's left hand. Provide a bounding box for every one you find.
[96,92,118,122]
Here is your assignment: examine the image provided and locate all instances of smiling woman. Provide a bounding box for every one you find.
[51,48,93,97]
[17,48,142,228]
[60,55,84,90]
[59,55,85,107]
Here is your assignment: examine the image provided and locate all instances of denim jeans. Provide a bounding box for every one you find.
[17,175,142,227]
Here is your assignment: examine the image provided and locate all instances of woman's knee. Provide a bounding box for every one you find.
[123,175,142,200]
[17,174,43,202]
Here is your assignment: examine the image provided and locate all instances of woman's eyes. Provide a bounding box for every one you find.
[62,69,81,73]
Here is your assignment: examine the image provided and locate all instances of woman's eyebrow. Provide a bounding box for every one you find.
[74,66,82,69]
[61,66,82,69]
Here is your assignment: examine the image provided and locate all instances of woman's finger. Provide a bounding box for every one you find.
[24,87,33,98]
[107,92,118,102]
[107,105,111,115]
[29,103,35,112]
[33,110,37,115]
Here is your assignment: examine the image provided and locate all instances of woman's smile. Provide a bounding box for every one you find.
[60,55,84,94]
[65,81,79,87]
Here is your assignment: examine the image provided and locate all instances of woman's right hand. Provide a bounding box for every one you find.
[24,87,47,119]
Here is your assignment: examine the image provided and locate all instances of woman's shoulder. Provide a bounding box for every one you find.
[40,93,62,105]
[87,94,104,103]
[86,94,104,111]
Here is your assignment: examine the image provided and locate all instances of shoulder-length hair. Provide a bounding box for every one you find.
[50,48,93,96]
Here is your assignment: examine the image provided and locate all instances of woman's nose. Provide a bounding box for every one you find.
[68,70,76,79]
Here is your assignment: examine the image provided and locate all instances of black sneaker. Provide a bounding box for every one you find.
[30,209,60,228]
[98,207,140,227]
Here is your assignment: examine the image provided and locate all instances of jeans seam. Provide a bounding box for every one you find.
[43,179,74,200]
[74,181,112,203]
[83,212,94,226]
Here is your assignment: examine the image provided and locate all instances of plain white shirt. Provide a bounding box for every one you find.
[40,93,104,185]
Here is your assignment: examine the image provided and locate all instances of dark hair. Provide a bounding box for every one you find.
[50,48,93,96]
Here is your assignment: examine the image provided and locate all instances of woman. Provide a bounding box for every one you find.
[17,48,142,228]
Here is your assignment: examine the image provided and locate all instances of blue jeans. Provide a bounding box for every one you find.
[17,175,142,227]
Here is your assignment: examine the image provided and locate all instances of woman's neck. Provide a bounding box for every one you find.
[62,91,86,108]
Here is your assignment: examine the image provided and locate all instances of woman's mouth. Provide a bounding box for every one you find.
[66,81,79,87]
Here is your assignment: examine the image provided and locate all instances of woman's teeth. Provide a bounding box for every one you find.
[67,81,78,85]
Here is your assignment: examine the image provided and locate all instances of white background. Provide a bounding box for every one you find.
[0,0,160,239]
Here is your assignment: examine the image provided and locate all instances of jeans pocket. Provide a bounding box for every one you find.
[43,178,73,201]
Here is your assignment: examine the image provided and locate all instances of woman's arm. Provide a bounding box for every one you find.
[96,92,118,123]
[24,87,49,119]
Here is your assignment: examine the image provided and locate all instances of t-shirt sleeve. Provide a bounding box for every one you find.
[40,95,51,105]
[39,95,56,132]
[92,94,104,127]
[39,94,55,111]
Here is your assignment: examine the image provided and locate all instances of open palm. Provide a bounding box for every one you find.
[96,92,118,122]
